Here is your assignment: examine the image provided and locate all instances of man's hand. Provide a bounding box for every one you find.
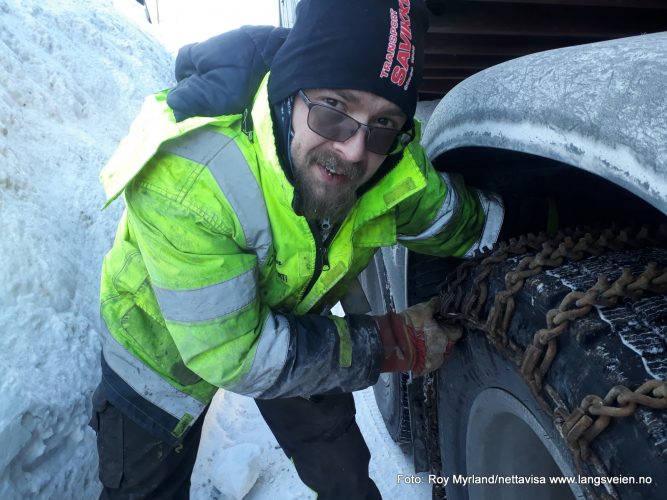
[374,298,462,376]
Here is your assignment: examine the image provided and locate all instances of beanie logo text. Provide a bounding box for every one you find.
[379,0,415,91]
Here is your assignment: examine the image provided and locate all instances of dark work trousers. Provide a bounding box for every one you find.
[255,393,382,500]
[90,389,381,499]
[89,387,205,499]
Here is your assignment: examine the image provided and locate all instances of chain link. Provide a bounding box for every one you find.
[521,264,667,392]
[558,380,667,464]
[434,225,667,497]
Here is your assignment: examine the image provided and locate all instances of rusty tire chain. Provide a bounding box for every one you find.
[435,225,667,497]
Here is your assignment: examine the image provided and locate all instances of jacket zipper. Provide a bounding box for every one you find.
[299,220,335,302]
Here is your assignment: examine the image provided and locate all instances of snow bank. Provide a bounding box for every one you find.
[0,0,173,497]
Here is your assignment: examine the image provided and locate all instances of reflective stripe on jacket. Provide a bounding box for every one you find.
[98,75,491,439]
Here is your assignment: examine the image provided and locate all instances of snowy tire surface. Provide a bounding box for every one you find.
[438,241,667,500]
[372,372,412,444]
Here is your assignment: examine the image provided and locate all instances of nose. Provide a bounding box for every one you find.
[333,126,367,163]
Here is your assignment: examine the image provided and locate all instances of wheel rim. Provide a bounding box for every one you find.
[465,388,586,500]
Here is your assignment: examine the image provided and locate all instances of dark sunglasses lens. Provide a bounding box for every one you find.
[307,100,412,155]
[308,105,358,142]
[367,128,401,155]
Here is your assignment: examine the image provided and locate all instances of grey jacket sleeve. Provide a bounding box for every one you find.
[227,311,385,399]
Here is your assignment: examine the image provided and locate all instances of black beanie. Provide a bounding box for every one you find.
[268,0,429,119]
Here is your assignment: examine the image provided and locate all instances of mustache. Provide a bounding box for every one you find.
[309,149,365,181]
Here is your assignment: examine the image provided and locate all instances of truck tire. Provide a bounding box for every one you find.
[371,251,459,445]
[362,250,413,445]
[437,235,667,500]
[373,372,412,444]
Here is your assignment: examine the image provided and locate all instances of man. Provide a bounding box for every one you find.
[91,0,503,498]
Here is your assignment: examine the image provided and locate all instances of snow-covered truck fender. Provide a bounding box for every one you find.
[422,32,667,215]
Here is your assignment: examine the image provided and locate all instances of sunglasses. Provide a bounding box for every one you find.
[297,91,414,156]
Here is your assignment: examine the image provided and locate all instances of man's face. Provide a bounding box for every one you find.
[290,88,408,224]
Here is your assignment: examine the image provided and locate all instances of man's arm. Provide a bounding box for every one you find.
[396,144,504,257]
[124,165,384,399]
[124,146,455,399]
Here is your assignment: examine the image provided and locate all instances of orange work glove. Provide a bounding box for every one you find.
[374,297,462,376]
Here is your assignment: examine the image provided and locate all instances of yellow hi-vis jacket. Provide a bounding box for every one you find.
[97,76,501,443]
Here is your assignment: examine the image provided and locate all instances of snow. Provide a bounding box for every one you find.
[1,0,430,498]
[139,0,280,55]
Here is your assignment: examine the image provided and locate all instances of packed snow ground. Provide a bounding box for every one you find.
[0,0,430,498]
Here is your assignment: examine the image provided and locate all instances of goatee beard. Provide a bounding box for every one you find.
[293,149,364,224]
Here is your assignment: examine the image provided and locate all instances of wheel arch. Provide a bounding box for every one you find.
[422,32,667,217]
